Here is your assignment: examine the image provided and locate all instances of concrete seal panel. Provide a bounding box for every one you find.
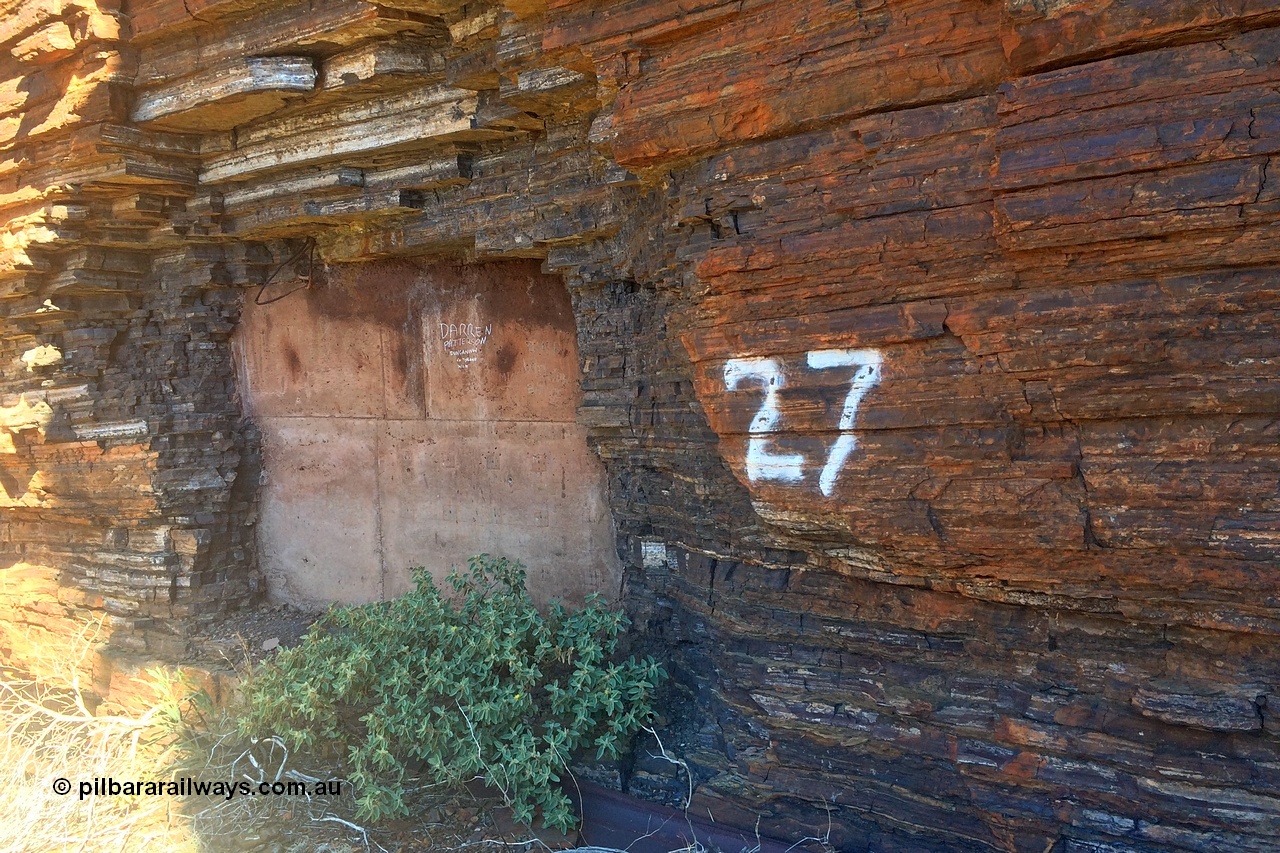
[233,257,620,608]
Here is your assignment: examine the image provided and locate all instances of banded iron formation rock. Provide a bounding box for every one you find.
[0,0,1278,850]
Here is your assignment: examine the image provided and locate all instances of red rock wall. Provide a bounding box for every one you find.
[0,0,1277,849]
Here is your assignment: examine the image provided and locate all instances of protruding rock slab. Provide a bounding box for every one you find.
[131,57,317,131]
[200,85,483,183]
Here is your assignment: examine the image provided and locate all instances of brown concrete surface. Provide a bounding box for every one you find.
[232,258,620,607]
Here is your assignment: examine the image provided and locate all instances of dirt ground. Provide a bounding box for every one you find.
[185,602,321,671]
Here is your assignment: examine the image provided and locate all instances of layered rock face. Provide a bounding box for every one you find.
[0,0,1278,849]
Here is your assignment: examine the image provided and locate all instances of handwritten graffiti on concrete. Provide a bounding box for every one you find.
[723,348,882,496]
[440,322,492,369]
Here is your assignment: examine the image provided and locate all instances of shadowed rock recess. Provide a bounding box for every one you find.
[1,0,1279,849]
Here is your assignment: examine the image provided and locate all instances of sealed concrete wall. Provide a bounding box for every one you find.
[232,258,619,607]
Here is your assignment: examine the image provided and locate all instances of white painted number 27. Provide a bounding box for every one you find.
[723,349,882,497]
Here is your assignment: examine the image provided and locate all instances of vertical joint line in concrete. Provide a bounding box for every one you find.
[374,326,388,600]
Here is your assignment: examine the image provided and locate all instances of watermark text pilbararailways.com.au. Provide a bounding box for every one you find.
[52,776,345,801]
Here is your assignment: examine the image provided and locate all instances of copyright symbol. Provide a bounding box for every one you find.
[52,778,71,796]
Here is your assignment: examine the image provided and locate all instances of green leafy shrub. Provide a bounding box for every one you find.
[238,555,664,830]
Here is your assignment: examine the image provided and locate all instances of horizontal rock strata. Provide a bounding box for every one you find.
[0,0,1276,850]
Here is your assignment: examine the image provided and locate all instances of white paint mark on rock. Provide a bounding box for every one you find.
[722,348,884,497]
[723,356,804,484]
[806,348,882,496]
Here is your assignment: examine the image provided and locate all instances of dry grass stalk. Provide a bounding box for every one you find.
[0,621,196,853]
